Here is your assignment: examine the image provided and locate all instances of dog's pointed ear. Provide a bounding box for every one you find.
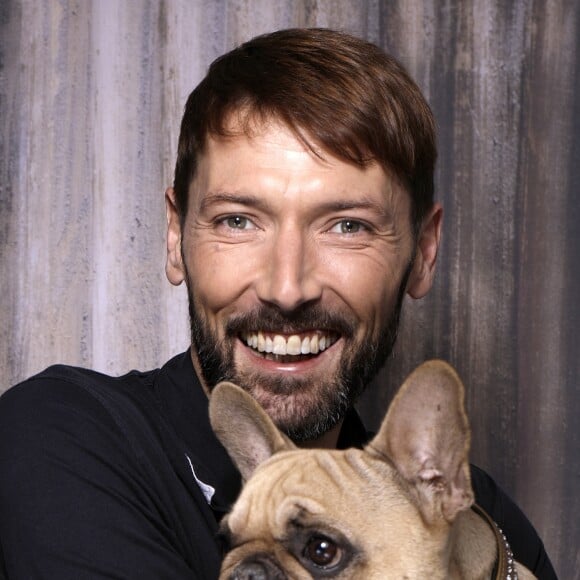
[366,360,473,524]
[209,381,296,481]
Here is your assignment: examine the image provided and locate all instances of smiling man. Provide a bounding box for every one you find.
[0,28,556,579]
[166,116,438,445]
[165,28,441,450]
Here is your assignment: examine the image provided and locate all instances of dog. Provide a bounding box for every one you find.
[209,360,535,579]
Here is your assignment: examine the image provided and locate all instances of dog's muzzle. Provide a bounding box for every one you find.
[229,556,287,580]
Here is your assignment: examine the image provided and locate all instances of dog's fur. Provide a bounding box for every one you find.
[209,360,535,579]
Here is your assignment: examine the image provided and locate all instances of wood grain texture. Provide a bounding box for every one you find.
[0,1,577,576]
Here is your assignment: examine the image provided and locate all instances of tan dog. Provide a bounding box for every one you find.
[209,361,535,579]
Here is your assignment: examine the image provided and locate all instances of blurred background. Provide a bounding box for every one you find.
[1,1,578,576]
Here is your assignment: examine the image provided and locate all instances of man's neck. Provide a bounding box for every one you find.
[296,421,343,450]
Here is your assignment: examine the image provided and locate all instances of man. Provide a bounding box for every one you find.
[0,28,556,578]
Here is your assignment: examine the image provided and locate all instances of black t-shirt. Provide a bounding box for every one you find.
[0,351,557,578]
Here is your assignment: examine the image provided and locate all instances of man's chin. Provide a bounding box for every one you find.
[227,372,350,442]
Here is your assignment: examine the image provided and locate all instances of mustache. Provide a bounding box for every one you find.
[224,304,357,338]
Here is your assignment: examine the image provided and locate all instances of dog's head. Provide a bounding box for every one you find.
[209,360,474,579]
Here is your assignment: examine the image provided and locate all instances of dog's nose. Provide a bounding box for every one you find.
[232,561,268,579]
[231,558,286,580]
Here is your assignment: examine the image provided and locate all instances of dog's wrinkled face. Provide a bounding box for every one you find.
[218,449,453,579]
[210,361,475,579]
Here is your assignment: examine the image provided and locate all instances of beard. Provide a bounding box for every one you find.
[186,266,411,442]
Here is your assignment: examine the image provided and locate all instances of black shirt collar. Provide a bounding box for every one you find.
[153,350,241,513]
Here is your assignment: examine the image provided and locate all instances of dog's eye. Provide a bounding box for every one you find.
[304,535,342,568]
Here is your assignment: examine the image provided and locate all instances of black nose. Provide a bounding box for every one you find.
[230,558,286,580]
[231,561,268,579]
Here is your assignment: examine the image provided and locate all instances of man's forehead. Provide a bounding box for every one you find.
[188,112,410,214]
[204,112,320,158]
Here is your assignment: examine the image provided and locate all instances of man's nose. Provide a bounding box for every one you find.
[255,225,322,312]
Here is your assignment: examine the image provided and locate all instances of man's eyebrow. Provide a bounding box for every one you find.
[199,191,271,213]
[315,197,396,222]
[317,199,389,214]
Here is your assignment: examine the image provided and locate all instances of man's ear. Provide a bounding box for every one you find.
[406,203,443,299]
[165,187,185,286]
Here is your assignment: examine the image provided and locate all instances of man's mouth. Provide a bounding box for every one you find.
[241,331,339,362]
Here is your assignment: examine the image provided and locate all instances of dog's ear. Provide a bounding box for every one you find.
[366,360,473,524]
[209,381,296,481]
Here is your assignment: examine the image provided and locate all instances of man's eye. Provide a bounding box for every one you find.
[223,216,255,230]
[330,219,365,234]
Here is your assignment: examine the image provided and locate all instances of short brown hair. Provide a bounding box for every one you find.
[173,28,436,234]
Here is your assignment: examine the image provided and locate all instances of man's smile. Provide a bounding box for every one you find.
[240,331,340,364]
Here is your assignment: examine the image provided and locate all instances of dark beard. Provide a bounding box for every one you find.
[186,267,410,442]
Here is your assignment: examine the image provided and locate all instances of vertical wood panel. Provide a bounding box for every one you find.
[0,0,21,382]
[89,1,166,372]
[2,1,96,379]
[515,0,580,566]
[1,1,578,576]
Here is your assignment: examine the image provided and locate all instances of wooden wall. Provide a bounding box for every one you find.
[1,1,578,576]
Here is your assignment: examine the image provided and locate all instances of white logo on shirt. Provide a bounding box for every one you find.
[185,454,216,504]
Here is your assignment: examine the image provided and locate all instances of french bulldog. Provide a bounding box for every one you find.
[209,360,535,579]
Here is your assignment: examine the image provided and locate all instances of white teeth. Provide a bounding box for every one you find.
[257,332,266,352]
[286,335,301,355]
[244,331,336,357]
[310,335,319,354]
[272,335,287,355]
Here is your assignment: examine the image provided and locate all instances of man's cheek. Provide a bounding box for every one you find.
[196,254,256,301]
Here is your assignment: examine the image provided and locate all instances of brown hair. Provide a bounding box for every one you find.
[173,28,436,234]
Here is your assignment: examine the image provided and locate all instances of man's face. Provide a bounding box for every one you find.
[166,119,440,442]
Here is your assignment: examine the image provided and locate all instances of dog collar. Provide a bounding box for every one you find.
[472,504,518,580]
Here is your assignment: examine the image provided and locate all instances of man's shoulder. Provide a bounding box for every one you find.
[0,360,182,500]
[470,464,557,579]
[0,354,224,579]
[0,364,157,409]
[0,362,162,445]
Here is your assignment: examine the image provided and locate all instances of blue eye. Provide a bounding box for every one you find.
[331,220,364,234]
[225,216,253,229]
